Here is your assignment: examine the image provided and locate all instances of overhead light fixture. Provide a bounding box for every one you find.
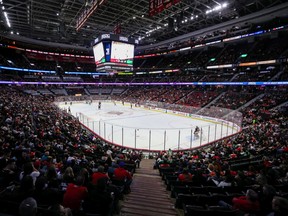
[206,3,228,15]
[1,0,11,28]
[4,11,11,28]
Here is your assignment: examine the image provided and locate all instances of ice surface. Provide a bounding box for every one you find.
[58,101,237,151]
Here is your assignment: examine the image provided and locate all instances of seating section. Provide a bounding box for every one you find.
[0,88,140,215]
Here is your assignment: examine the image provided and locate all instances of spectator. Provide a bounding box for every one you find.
[178,168,193,182]
[92,165,109,186]
[107,162,119,179]
[112,161,132,193]
[48,203,72,216]
[0,158,17,187]
[260,185,277,215]
[19,162,40,185]
[268,196,288,216]
[19,197,37,216]
[214,174,234,188]
[218,189,260,213]
[62,166,75,185]
[46,165,60,189]
[232,189,260,213]
[62,175,88,212]
[16,175,35,201]
[83,178,114,216]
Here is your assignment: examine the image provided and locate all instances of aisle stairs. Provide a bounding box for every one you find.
[121,159,179,216]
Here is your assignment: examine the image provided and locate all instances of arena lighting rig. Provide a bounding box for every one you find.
[76,0,106,31]
[1,0,11,28]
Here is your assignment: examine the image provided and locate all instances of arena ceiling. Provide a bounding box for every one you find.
[0,0,287,47]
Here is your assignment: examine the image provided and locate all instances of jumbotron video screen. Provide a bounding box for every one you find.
[111,41,134,63]
[92,39,134,72]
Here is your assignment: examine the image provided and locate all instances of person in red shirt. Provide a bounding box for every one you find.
[178,169,193,182]
[113,162,132,182]
[112,162,132,193]
[219,189,260,214]
[63,175,88,212]
[232,189,260,213]
[91,165,109,185]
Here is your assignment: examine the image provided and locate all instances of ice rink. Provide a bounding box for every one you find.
[57,101,238,151]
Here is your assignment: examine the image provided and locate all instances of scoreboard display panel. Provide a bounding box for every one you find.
[92,34,136,72]
[92,42,104,64]
[111,41,134,62]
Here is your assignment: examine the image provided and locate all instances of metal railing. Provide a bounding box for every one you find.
[61,99,243,151]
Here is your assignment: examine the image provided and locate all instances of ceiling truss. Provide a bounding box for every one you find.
[0,0,287,47]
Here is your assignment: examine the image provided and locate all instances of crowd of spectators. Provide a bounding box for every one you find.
[210,86,262,110]
[0,87,142,216]
[177,86,223,108]
[0,77,287,215]
[155,99,288,215]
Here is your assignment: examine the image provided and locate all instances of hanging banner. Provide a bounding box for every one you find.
[149,0,181,16]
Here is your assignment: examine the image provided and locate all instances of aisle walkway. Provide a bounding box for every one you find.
[120,159,179,216]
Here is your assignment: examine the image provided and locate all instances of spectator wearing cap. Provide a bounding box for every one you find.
[107,162,119,179]
[19,197,37,216]
[112,161,132,193]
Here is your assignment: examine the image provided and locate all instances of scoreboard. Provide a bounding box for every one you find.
[92,34,137,73]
